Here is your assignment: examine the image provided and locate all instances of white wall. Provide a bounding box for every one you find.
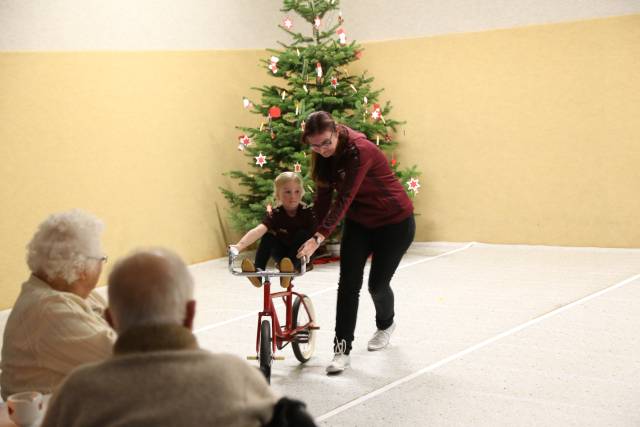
[1,0,639,51]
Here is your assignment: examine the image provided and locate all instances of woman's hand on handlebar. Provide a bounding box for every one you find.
[297,237,319,260]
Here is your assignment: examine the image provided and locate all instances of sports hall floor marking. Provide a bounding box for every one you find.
[316,271,640,423]
[193,242,475,335]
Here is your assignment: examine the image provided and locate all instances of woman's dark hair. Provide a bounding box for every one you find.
[302,111,336,142]
[302,111,345,186]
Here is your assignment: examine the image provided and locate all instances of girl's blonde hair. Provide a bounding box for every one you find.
[273,171,305,206]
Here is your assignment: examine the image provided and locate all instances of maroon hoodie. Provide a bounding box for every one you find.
[314,126,414,238]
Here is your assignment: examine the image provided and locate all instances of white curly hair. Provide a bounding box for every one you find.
[26,209,105,284]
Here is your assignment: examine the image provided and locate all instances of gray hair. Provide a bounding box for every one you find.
[107,248,194,333]
[26,209,105,284]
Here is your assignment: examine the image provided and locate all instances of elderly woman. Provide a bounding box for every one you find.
[0,209,116,399]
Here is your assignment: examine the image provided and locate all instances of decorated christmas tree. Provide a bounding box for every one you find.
[221,0,421,235]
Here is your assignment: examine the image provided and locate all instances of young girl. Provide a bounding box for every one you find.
[230,172,316,288]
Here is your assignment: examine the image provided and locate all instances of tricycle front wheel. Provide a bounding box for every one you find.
[292,295,317,363]
[259,319,272,383]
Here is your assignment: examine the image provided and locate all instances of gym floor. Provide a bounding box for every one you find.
[191,242,640,426]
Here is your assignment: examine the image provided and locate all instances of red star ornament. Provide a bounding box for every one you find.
[407,177,421,193]
[331,77,338,89]
[371,103,382,121]
[239,134,251,147]
[314,16,321,29]
[255,152,267,167]
[283,17,293,29]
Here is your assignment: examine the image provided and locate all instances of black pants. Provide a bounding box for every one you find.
[334,215,415,353]
[255,230,313,270]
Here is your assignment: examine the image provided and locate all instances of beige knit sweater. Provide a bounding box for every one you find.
[41,324,277,427]
[1,274,115,400]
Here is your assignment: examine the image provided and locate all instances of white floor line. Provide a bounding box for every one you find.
[194,286,337,334]
[316,271,640,423]
[400,241,475,270]
[194,243,475,335]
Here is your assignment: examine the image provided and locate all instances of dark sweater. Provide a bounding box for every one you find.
[262,205,316,247]
[314,126,414,237]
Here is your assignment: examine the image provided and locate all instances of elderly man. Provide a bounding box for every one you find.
[1,209,115,400]
[41,248,315,427]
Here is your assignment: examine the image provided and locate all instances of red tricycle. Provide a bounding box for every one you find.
[228,249,319,383]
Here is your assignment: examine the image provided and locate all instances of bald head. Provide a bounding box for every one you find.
[107,248,195,333]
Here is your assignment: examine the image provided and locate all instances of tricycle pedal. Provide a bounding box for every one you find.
[246,355,258,360]
[293,331,309,343]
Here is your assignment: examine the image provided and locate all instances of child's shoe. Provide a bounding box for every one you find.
[278,257,295,288]
[241,258,262,288]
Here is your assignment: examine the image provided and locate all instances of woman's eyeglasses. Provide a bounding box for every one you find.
[309,130,334,150]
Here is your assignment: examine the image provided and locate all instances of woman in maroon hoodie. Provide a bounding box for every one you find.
[297,111,415,374]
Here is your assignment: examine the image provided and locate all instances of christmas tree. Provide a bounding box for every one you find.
[221,0,421,236]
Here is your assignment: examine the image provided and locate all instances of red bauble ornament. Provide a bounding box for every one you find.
[268,106,281,118]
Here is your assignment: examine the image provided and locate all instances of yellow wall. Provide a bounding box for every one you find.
[356,14,640,246]
[0,51,268,308]
[1,15,639,308]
